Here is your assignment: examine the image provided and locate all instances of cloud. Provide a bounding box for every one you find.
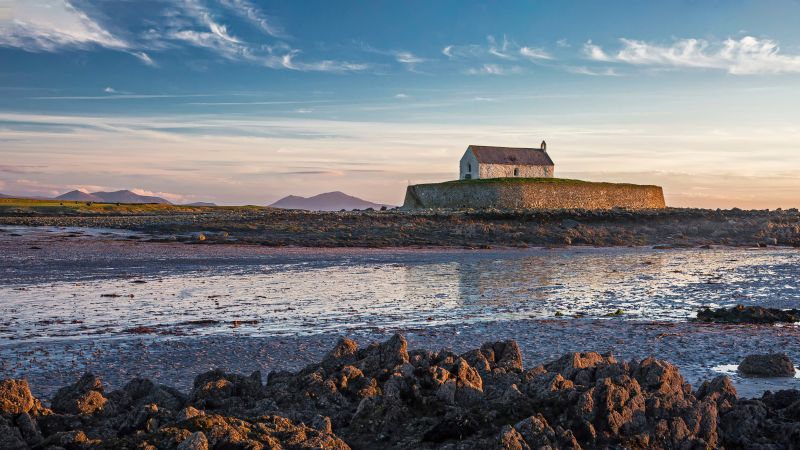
[585,36,800,74]
[0,0,127,51]
[0,164,45,174]
[442,45,454,58]
[583,40,610,61]
[278,52,370,72]
[487,35,515,59]
[444,35,553,72]
[169,3,368,73]
[131,51,156,66]
[566,66,620,76]
[104,87,116,94]
[466,64,521,75]
[519,46,552,60]
[394,93,409,99]
[556,38,570,48]
[357,42,424,71]
[0,0,366,72]
[217,0,286,38]
[394,51,424,69]
[131,188,189,203]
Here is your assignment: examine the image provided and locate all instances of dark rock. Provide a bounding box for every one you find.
[50,373,107,415]
[189,369,263,409]
[0,416,27,450]
[177,431,209,450]
[696,304,800,324]
[738,353,797,377]
[5,334,800,449]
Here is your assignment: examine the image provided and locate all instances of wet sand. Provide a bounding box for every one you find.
[4,318,799,401]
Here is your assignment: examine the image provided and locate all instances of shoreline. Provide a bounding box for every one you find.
[4,318,798,402]
[1,205,799,248]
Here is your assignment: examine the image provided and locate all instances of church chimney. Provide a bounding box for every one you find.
[540,140,547,151]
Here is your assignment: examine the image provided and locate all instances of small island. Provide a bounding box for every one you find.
[404,143,666,210]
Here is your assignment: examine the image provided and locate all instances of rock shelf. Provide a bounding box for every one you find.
[2,334,800,449]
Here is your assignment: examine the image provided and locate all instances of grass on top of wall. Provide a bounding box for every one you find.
[434,177,661,188]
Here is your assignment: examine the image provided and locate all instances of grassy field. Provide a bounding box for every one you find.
[0,198,263,215]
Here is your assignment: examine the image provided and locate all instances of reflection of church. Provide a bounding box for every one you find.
[456,256,556,307]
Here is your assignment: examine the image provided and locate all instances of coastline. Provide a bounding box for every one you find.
[1,205,799,248]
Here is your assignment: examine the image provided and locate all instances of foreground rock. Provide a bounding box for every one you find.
[697,304,800,324]
[739,354,797,378]
[2,335,800,449]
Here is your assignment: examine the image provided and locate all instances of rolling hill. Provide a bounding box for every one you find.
[270,191,391,211]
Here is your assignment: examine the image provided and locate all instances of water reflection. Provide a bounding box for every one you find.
[1,247,799,343]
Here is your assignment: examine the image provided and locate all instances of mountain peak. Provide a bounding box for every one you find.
[56,189,170,204]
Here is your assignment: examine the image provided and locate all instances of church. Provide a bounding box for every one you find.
[459,141,554,180]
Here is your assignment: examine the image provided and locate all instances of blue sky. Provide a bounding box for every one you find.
[1,0,800,207]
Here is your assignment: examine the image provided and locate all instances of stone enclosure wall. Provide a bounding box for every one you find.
[403,179,666,210]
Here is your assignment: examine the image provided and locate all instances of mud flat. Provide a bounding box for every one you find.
[3,334,800,449]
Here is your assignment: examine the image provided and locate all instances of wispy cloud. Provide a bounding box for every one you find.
[218,0,286,38]
[0,0,127,51]
[394,51,424,70]
[487,35,515,59]
[0,0,366,72]
[442,45,454,58]
[583,40,609,61]
[131,50,156,66]
[131,188,190,203]
[519,46,552,60]
[445,35,552,61]
[357,42,424,71]
[566,66,620,77]
[466,64,521,76]
[444,35,552,75]
[585,36,800,74]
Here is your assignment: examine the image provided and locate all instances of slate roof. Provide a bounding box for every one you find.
[468,145,554,166]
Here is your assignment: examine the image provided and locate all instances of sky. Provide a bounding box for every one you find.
[1,0,800,207]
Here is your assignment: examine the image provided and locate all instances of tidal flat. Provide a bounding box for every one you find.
[1,226,799,402]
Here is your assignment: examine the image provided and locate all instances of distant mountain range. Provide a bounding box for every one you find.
[56,190,171,204]
[3,189,384,209]
[270,191,391,211]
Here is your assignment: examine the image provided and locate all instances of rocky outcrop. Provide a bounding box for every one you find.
[738,354,797,377]
[697,304,800,324]
[2,334,800,449]
[50,373,107,415]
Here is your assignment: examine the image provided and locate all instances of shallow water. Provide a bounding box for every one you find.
[2,233,799,344]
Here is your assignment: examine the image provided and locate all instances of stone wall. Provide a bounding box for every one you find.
[403,179,666,210]
[478,164,553,179]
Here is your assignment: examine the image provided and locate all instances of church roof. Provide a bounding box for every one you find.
[468,145,554,166]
